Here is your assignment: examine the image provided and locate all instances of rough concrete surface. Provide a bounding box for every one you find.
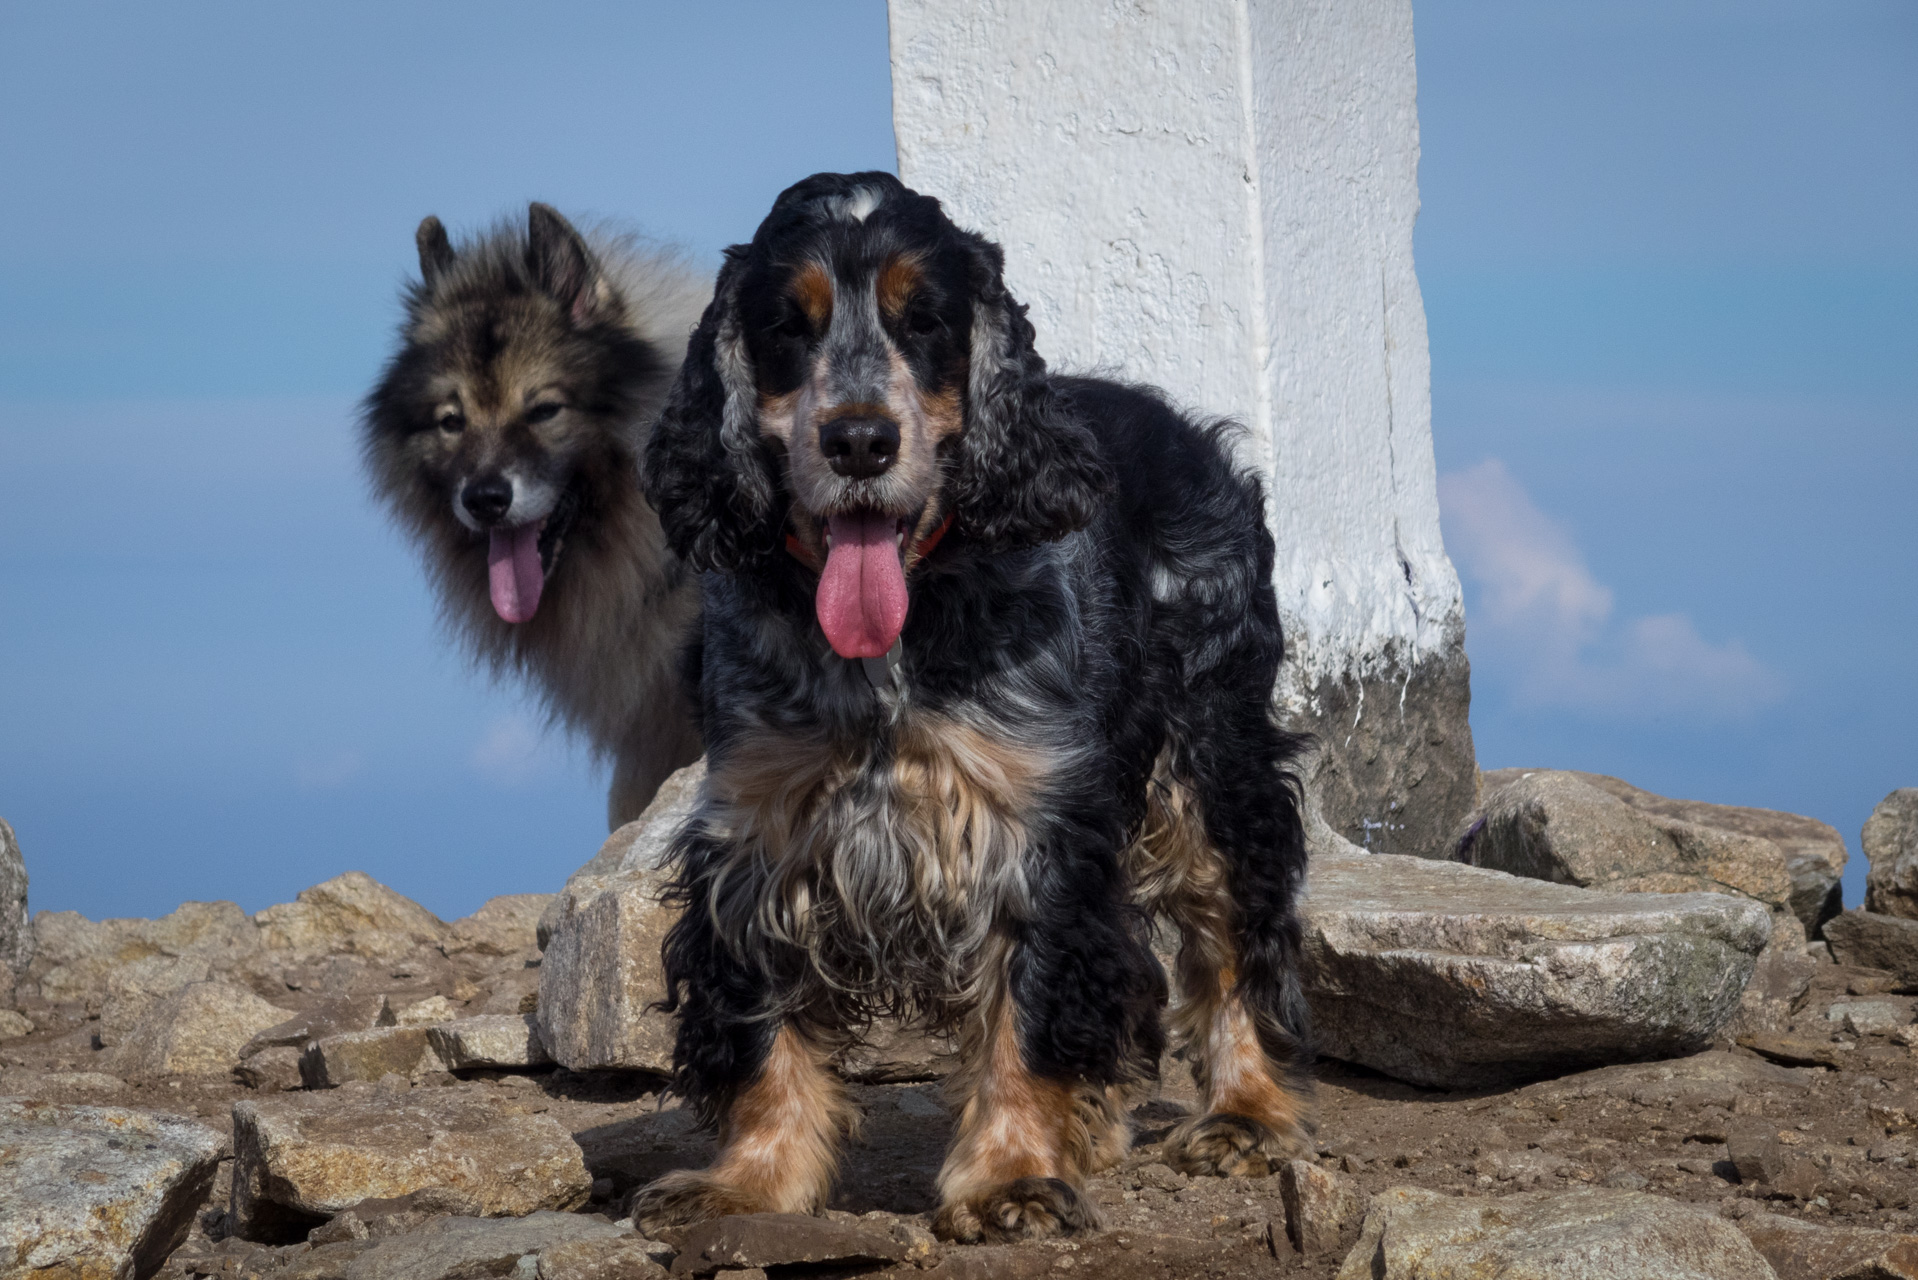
[890,0,1477,856]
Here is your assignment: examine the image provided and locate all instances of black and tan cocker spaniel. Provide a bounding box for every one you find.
[635,172,1313,1243]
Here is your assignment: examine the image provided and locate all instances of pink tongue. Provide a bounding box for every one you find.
[816,513,908,659]
[487,523,544,623]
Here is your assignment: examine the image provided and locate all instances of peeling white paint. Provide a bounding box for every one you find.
[889,0,1464,697]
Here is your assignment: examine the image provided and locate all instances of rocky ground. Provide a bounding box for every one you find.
[3,784,1918,1280]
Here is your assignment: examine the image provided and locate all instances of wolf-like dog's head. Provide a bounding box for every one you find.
[363,203,671,625]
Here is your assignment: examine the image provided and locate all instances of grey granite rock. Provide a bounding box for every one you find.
[1278,1159,1363,1256]
[296,1211,627,1280]
[107,979,292,1078]
[253,871,447,964]
[230,1088,591,1241]
[300,1026,447,1088]
[1736,1211,1918,1280]
[0,1098,224,1280]
[1475,768,1847,934]
[1824,909,1918,986]
[97,954,215,1047]
[444,894,552,958]
[537,761,706,951]
[1522,1050,1814,1111]
[1334,1185,1777,1279]
[1864,789,1918,919]
[1724,911,1816,1039]
[1468,771,1793,910]
[0,817,28,1001]
[426,1014,552,1071]
[538,1234,671,1280]
[1301,849,1773,1087]
[537,766,701,1074]
[665,1212,915,1276]
[22,899,261,1006]
[235,1044,305,1092]
[240,993,396,1060]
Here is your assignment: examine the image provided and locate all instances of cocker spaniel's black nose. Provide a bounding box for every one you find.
[820,415,900,478]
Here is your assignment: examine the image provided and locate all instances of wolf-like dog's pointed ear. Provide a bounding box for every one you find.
[416,216,455,286]
[642,251,781,572]
[527,202,614,327]
[948,235,1113,549]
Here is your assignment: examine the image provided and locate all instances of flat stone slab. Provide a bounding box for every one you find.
[1522,1050,1814,1111]
[1334,1185,1777,1279]
[1736,1211,1918,1280]
[300,1027,447,1088]
[282,1211,629,1280]
[426,1014,552,1071]
[0,1099,224,1280]
[1301,851,1773,1087]
[230,1087,591,1241]
[666,1212,922,1276]
[1479,768,1847,934]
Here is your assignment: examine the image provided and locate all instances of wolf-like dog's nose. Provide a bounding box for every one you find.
[462,475,514,524]
[820,416,900,479]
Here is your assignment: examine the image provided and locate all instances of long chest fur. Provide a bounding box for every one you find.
[700,707,1047,1012]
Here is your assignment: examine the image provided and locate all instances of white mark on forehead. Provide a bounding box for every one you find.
[826,186,885,223]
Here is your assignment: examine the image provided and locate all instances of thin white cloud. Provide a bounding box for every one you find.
[1439,459,1783,718]
[470,715,563,787]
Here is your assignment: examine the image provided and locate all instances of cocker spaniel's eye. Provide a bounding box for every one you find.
[525,402,563,425]
[771,303,811,341]
[906,307,943,336]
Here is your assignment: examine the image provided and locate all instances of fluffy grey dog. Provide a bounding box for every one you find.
[362,204,707,825]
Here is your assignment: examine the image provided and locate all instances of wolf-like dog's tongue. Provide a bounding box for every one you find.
[487,524,544,623]
[817,512,908,659]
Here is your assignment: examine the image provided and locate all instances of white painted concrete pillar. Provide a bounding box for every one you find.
[890,0,1476,856]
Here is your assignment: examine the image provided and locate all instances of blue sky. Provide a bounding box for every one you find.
[0,2,1910,921]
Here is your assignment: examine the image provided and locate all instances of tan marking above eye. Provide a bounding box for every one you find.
[792,261,834,331]
[876,253,924,323]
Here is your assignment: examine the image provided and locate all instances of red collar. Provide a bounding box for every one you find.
[785,512,954,574]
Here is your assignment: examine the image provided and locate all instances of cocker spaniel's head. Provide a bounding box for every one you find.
[642,172,1112,659]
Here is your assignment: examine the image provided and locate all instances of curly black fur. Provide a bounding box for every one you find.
[639,173,1311,1186]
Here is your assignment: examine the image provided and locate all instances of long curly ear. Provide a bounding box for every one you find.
[642,253,781,571]
[948,235,1113,548]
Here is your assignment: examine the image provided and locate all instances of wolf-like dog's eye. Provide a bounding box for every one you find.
[437,410,466,434]
[525,403,563,425]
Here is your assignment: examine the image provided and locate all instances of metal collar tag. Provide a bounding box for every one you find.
[861,637,903,692]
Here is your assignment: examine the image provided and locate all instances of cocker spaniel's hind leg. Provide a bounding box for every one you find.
[1134,750,1316,1178]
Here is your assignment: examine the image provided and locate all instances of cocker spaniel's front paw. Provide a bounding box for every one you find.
[933,1176,1101,1243]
